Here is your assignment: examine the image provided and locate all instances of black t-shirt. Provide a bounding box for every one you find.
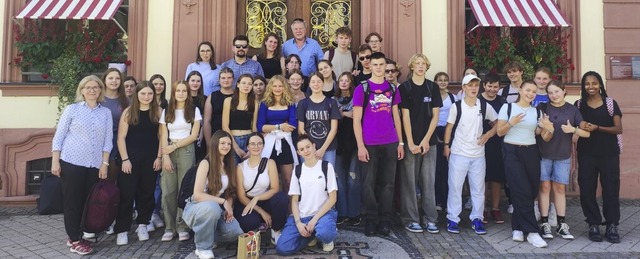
[398,79,443,145]
[208,91,233,133]
[479,94,505,149]
[257,55,282,79]
[576,98,622,156]
[296,97,341,150]
[355,71,372,84]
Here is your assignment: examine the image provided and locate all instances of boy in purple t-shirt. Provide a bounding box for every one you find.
[353,52,404,236]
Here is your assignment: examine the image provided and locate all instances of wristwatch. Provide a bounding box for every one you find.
[275,124,281,131]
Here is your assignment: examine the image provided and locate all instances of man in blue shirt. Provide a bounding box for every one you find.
[282,18,324,77]
[220,35,265,87]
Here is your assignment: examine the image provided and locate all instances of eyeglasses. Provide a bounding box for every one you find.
[368,40,381,44]
[385,69,397,74]
[234,45,248,49]
[248,142,264,147]
[83,86,101,92]
[199,49,212,53]
[359,55,371,61]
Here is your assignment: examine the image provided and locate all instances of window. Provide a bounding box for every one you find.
[26,158,52,195]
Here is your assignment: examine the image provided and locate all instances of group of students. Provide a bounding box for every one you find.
[51,23,623,257]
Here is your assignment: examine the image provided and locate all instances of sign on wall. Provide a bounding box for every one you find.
[609,56,640,79]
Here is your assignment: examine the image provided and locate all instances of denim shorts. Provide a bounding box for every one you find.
[540,158,570,184]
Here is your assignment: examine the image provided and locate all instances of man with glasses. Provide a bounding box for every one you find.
[220,35,264,86]
[282,18,324,77]
[354,44,373,83]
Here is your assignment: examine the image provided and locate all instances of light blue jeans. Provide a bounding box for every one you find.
[276,209,337,256]
[233,134,250,165]
[183,201,244,251]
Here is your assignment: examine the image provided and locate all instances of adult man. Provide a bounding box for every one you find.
[220,35,265,85]
[282,18,324,77]
[353,52,404,236]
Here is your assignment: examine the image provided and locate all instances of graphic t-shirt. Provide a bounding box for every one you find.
[297,97,341,150]
[353,79,402,145]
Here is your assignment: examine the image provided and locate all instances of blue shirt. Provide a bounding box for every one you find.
[220,58,264,88]
[498,103,538,145]
[185,61,220,96]
[257,102,297,133]
[282,37,324,76]
[532,94,549,107]
[52,102,113,168]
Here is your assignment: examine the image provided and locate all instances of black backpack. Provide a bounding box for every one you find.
[244,157,269,194]
[450,99,488,147]
[178,158,209,209]
[294,160,329,201]
[328,48,358,71]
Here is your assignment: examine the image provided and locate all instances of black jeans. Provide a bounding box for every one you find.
[578,154,620,226]
[435,126,448,207]
[114,153,158,233]
[361,142,398,223]
[60,160,99,242]
[502,143,540,233]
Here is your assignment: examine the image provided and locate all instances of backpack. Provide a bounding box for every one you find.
[37,176,63,215]
[81,180,120,233]
[294,160,329,202]
[399,80,437,118]
[360,80,397,120]
[450,99,488,147]
[506,102,542,120]
[178,161,205,209]
[575,97,623,153]
[328,48,358,71]
[244,157,269,194]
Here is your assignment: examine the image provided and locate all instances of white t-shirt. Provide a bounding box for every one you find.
[288,160,338,218]
[241,159,271,197]
[160,108,202,139]
[497,84,519,103]
[447,99,497,158]
[438,93,457,127]
[498,103,539,145]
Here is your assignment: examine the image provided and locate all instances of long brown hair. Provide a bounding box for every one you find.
[258,32,282,60]
[165,80,195,123]
[101,68,129,110]
[127,81,160,125]
[231,74,256,112]
[207,130,236,198]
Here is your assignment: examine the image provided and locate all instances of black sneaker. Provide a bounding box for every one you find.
[365,220,376,237]
[337,216,349,225]
[348,216,361,226]
[605,224,620,243]
[588,224,603,242]
[377,221,391,236]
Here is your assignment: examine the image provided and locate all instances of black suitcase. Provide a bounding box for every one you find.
[37,176,63,215]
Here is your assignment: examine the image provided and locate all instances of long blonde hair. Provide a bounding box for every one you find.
[262,75,294,106]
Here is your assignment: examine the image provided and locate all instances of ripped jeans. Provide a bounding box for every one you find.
[334,152,362,218]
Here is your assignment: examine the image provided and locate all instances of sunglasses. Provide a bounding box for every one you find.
[234,45,248,49]
[385,69,397,74]
[359,55,371,61]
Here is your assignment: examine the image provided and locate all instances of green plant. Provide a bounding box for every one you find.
[520,27,574,78]
[50,51,83,114]
[466,28,515,72]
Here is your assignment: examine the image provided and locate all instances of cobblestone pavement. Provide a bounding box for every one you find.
[1,199,639,258]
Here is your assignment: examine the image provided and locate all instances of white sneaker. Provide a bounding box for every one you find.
[161,232,175,242]
[194,249,214,259]
[146,223,155,232]
[271,229,282,245]
[548,202,557,227]
[322,241,334,252]
[527,233,548,248]
[178,231,190,241]
[83,232,95,240]
[116,232,128,245]
[151,213,165,228]
[106,223,115,235]
[507,204,514,214]
[136,224,149,241]
[512,230,524,242]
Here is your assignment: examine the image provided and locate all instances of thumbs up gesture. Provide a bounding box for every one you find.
[561,120,577,134]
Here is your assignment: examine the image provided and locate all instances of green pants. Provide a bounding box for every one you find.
[161,143,195,233]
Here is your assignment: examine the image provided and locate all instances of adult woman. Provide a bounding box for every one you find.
[253,32,286,79]
[365,32,383,53]
[123,76,137,99]
[182,130,244,259]
[185,41,219,96]
[310,60,336,98]
[234,133,288,238]
[497,81,553,248]
[533,67,552,107]
[101,68,129,183]
[222,74,258,163]
[150,74,168,109]
[287,69,306,105]
[204,68,235,146]
[51,75,112,255]
[384,59,401,85]
[575,71,623,243]
[434,72,456,210]
[333,72,361,225]
[187,71,207,162]
[536,81,589,240]
[297,71,340,166]
[253,75,267,102]
[257,75,298,194]
[114,81,162,245]
[160,81,202,242]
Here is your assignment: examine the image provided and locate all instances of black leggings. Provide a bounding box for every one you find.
[60,160,99,241]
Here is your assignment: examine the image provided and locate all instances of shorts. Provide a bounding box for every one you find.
[540,158,570,185]
[269,138,294,166]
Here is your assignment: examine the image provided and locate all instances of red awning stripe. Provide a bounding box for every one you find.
[16,0,123,20]
[468,0,570,28]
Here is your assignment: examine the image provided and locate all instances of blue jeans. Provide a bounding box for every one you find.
[183,201,244,251]
[276,209,338,256]
[233,134,250,164]
[335,152,361,218]
[153,173,162,215]
[540,158,571,184]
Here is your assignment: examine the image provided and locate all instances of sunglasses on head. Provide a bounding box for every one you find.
[234,45,248,49]
[359,55,371,61]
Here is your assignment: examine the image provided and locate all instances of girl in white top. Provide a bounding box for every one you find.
[159,81,202,242]
[234,133,289,240]
[182,130,243,259]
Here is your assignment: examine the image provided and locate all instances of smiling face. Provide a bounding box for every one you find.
[82,80,102,102]
[534,71,551,90]
[584,75,601,97]
[519,82,538,104]
[270,78,284,97]
[152,78,165,96]
[218,136,232,156]
[247,135,265,156]
[105,71,121,91]
[317,61,333,79]
[291,21,306,40]
[174,83,189,103]
[309,74,324,94]
[265,35,279,52]
[219,72,234,89]
[188,74,202,95]
[288,73,303,90]
[199,44,212,62]
[546,84,566,104]
[436,75,449,90]
[137,86,155,106]
[253,79,266,96]
[237,76,254,95]
[483,81,500,98]
[124,79,136,97]
[507,69,523,84]
[296,138,316,159]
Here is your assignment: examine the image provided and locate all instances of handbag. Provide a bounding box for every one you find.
[237,231,260,259]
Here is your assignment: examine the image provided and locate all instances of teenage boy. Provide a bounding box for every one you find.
[220,35,265,84]
[353,52,404,236]
[498,61,524,103]
[443,74,498,235]
[354,44,373,83]
[324,27,356,75]
[398,54,442,234]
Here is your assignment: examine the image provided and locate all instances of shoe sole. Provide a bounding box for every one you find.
[139,236,150,241]
[405,227,424,233]
[542,234,554,239]
[447,229,460,234]
[494,220,505,224]
[70,247,93,255]
[426,229,440,234]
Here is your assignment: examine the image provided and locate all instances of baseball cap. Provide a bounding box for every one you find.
[462,74,481,85]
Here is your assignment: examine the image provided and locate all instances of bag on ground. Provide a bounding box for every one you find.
[37,176,64,215]
[237,231,260,259]
[81,180,120,233]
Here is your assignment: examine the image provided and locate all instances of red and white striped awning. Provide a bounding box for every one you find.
[15,0,123,20]
[468,0,570,31]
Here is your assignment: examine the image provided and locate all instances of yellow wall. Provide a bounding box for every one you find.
[579,1,606,78]
[146,1,174,94]
[422,0,448,80]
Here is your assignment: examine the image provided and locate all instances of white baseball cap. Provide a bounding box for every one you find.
[462,74,481,85]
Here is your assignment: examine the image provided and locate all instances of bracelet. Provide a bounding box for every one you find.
[295,219,302,224]
[399,142,405,146]
[122,158,129,162]
[444,142,450,146]
[102,161,109,166]
[156,156,162,159]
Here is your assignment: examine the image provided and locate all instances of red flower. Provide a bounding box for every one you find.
[124,60,131,66]
[41,73,49,79]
